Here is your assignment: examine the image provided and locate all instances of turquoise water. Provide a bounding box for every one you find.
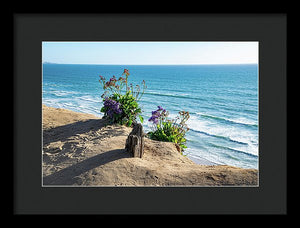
[42,64,258,169]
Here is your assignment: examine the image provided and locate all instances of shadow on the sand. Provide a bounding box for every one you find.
[43,118,108,145]
[43,149,131,185]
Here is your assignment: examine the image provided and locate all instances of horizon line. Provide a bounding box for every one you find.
[42,62,258,65]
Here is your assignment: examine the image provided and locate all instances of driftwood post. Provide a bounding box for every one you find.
[125,123,145,158]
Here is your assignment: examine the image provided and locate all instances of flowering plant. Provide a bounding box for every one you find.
[102,97,122,122]
[99,69,146,127]
[147,106,190,153]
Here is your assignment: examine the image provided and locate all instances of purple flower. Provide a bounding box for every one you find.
[103,98,122,118]
[148,116,159,124]
[157,106,163,111]
[152,110,160,116]
[148,107,165,125]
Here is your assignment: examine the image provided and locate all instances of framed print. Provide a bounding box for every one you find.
[14,13,287,214]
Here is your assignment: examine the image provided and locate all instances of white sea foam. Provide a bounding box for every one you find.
[184,147,226,166]
[195,112,257,126]
[228,117,257,126]
[185,145,257,169]
[78,95,100,103]
[43,95,102,117]
[50,90,79,97]
[186,115,258,156]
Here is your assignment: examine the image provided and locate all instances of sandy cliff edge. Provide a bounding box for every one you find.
[42,104,258,186]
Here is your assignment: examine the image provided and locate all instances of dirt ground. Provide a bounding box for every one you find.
[42,105,258,186]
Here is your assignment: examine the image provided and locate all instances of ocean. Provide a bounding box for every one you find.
[42,64,259,169]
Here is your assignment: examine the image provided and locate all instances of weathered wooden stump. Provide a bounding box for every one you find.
[125,123,145,158]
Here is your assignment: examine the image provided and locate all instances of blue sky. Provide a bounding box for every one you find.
[42,42,258,65]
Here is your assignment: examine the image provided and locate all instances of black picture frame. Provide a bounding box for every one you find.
[13,13,287,214]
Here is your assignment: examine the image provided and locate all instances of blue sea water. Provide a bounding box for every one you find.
[42,64,258,169]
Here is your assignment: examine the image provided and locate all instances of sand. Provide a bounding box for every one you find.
[42,104,258,186]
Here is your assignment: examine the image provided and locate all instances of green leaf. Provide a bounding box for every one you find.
[139,115,144,124]
[128,119,133,127]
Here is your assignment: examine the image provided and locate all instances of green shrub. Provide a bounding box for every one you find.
[99,69,146,127]
[147,106,190,154]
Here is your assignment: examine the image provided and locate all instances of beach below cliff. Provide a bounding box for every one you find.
[42,104,258,186]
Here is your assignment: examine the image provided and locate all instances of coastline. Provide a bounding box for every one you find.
[42,104,258,186]
[188,156,219,166]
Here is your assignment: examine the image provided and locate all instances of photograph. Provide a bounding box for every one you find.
[42,41,259,187]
